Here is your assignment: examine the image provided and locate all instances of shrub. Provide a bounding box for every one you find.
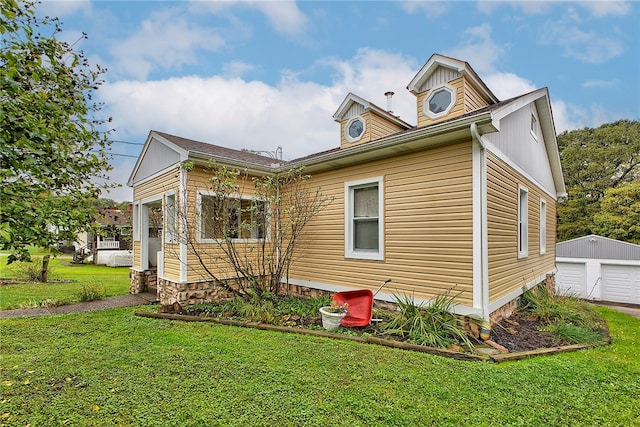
[182,295,329,326]
[77,284,106,302]
[19,298,66,309]
[519,284,605,332]
[11,257,54,282]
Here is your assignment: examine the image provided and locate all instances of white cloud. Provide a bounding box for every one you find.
[37,0,92,17]
[578,1,631,17]
[483,73,537,101]
[108,9,225,80]
[550,99,628,134]
[477,1,552,15]
[99,48,418,173]
[189,0,308,37]
[477,1,631,17]
[250,1,308,36]
[99,159,136,202]
[551,99,586,133]
[222,61,256,78]
[399,1,450,18]
[582,79,620,88]
[445,24,505,74]
[538,22,624,64]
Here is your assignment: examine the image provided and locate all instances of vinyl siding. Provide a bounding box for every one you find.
[340,111,405,148]
[417,76,466,128]
[134,167,180,202]
[370,115,405,140]
[486,152,556,303]
[180,165,273,283]
[132,168,180,271]
[463,79,489,113]
[290,141,474,306]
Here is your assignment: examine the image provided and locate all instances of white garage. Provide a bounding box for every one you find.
[556,235,640,305]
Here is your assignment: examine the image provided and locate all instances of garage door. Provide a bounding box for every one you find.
[555,262,587,298]
[601,264,640,305]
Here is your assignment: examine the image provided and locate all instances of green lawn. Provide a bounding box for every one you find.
[0,305,638,426]
[0,257,131,310]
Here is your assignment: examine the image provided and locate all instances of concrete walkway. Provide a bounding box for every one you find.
[600,303,640,320]
[0,293,157,319]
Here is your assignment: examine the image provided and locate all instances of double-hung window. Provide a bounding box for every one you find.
[518,186,529,258]
[345,177,384,260]
[199,192,267,242]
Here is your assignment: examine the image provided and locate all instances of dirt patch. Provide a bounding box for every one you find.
[489,313,563,352]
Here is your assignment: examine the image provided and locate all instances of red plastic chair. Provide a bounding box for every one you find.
[332,289,374,327]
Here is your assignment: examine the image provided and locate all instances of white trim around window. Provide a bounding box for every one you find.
[345,116,366,143]
[530,106,540,141]
[518,185,529,259]
[344,176,384,260]
[539,198,547,255]
[196,191,269,244]
[424,84,456,119]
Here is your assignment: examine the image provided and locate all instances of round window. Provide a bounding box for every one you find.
[346,117,365,141]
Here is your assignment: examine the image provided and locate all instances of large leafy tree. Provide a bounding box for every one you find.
[1,0,113,263]
[557,120,640,242]
[593,182,640,244]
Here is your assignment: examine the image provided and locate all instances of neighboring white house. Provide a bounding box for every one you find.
[556,235,640,305]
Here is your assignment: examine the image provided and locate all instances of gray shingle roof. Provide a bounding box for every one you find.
[154,131,287,168]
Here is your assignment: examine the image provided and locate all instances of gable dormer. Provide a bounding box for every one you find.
[333,93,412,149]
[407,54,499,128]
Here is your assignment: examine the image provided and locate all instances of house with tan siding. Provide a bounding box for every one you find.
[127,54,566,323]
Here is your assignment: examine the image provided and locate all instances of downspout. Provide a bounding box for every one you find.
[470,123,490,330]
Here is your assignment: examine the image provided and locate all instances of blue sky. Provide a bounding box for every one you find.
[37,0,640,201]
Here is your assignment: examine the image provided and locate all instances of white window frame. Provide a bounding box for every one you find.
[197,191,269,244]
[345,116,366,143]
[424,84,456,119]
[539,199,547,255]
[530,107,539,140]
[345,177,384,260]
[164,192,177,244]
[518,185,529,259]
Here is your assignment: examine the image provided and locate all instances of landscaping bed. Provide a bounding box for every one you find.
[139,285,610,361]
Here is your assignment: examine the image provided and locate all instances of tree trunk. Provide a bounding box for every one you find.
[39,255,50,282]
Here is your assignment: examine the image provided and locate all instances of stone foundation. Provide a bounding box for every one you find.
[489,299,518,325]
[130,269,156,294]
[157,278,238,306]
[488,273,557,325]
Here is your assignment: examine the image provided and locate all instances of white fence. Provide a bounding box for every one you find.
[97,240,120,250]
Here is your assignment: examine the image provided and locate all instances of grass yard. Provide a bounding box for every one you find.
[0,257,130,310]
[0,305,638,426]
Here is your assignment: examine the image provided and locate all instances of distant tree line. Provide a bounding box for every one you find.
[557,119,639,244]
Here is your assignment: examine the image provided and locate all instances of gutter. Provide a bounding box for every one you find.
[290,111,495,174]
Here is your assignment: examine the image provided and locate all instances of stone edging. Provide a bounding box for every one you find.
[134,311,611,363]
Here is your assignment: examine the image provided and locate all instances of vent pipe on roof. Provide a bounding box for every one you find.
[384,91,394,113]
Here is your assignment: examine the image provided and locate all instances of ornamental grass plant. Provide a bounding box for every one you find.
[519,284,607,344]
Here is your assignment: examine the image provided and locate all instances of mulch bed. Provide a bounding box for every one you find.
[173,306,608,356]
[489,313,564,352]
